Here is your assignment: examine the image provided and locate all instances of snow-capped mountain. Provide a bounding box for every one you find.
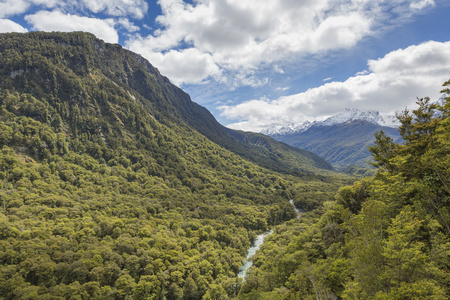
[318,108,386,127]
[261,121,312,136]
[262,98,447,169]
[261,108,399,136]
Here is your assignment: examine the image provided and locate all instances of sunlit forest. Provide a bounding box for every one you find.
[0,32,349,299]
[239,87,450,299]
[0,32,448,299]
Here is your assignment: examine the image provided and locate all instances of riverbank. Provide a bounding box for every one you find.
[238,229,273,279]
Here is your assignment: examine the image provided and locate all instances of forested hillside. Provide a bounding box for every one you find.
[0,32,348,299]
[0,31,331,175]
[238,86,450,299]
[5,31,445,300]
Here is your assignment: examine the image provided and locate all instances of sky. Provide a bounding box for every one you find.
[1,0,450,132]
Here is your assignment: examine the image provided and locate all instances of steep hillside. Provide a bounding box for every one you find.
[0,31,330,174]
[0,32,347,299]
[272,119,401,169]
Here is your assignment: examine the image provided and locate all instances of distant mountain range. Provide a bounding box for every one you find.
[262,108,400,136]
[263,108,402,170]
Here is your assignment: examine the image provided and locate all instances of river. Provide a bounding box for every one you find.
[238,200,302,279]
[238,229,273,279]
[289,199,304,218]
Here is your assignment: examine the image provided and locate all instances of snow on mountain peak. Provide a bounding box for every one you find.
[261,108,399,136]
[319,108,385,127]
[261,121,313,136]
[261,95,450,136]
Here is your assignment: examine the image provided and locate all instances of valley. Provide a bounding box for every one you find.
[0,32,449,300]
[0,32,349,299]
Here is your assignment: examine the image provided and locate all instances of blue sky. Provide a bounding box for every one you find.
[1,0,450,132]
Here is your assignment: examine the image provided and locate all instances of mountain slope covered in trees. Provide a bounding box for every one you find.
[0,31,331,175]
[0,32,347,299]
[238,89,450,299]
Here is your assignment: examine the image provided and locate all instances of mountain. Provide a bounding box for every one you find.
[0,32,345,299]
[145,74,334,174]
[265,109,401,169]
[2,32,331,174]
[316,108,396,127]
[261,120,313,136]
[262,108,399,136]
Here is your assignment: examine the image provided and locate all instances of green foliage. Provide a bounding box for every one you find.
[0,32,348,299]
[0,31,332,176]
[342,164,376,177]
[238,83,450,299]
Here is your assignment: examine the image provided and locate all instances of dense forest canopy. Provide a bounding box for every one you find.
[1,31,447,300]
[0,32,349,299]
[238,82,450,299]
[0,31,333,176]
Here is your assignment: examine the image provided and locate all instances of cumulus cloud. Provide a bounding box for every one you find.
[0,19,28,33]
[25,10,119,43]
[220,41,450,132]
[126,0,434,86]
[80,0,148,19]
[1,0,148,19]
[0,0,87,18]
[137,47,222,85]
[0,0,30,18]
[29,0,64,8]
[116,18,140,32]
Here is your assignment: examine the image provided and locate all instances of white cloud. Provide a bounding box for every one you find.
[80,0,148,19]
[116,18,140,32]
[275,86,290,92]
[1,0,147,20]
[308,13,371,52]
[0,0,70,18]
[135,47,222,86]
[30,0,64,8]
[0,0,30,18]
[356,70,369,76]
[0,19,28,33]
[25,10,119,43]
[220,41,450,132]
[274,65,284,74]
[126,0,436,87]
[410,0,435,10]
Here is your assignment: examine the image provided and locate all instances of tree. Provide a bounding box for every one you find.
[202,284,228,300]
[183,277,199,300]
[376,208,446,299]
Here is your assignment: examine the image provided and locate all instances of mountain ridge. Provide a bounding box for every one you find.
[269,118,402,169]
[0,31,332,174]
[262,107,399,136]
